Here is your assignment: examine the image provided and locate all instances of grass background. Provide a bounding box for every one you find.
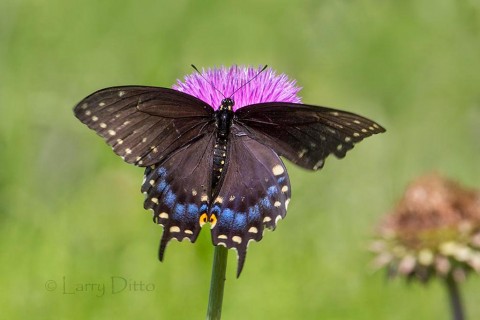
[1,0,479,319]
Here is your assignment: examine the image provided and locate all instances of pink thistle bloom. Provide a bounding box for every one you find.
[172,65,302,110]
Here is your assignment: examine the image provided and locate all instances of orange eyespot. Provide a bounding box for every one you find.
[209,214,217,228]
[199,213,208,226]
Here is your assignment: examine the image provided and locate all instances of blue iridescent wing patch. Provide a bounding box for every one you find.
[142,133,216,260]
[209,126,291,276]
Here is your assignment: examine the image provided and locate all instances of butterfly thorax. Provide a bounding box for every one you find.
[212,99,234,189]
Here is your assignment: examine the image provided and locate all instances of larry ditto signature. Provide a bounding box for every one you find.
[45,276,155,297]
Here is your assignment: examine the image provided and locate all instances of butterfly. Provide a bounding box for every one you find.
[74,75,385,277]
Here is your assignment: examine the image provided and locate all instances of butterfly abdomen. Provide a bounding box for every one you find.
[212,139,227,189]
[212,106,234,189]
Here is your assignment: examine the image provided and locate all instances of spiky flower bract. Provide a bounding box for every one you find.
[173,65,302,110]
[371,173,480,283]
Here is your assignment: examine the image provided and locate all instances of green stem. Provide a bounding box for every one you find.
[445,275,465,320]
[206,245,228,320]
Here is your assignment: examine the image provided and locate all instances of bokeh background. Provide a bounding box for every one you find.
[1,0,479,319]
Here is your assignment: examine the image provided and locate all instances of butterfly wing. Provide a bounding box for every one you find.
[73,86,215,166]
[235,102,385,170]
[141,132,216,260]
[209,125,291,277]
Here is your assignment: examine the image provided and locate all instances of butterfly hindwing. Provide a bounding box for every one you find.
[235,102,385,170]
[209,126,291,277]
[73,86,215,166]
[141,132,216,260]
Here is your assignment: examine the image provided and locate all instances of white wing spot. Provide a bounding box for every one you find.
[272,165,284,176]
[218,234,228,239]
[151,197,159,204]
[217,242,227,247]
[263,217,272,223]
[142,137,147,143]
[80,103,88,109]
[100,123,107,128]
[281,185,288,193]
[125,148,132,155]
[92,116,98,122]
[215,196,224,204]
[99,102,106,107]
[108,130,116,136]
[330,111,339,116]
[192,189,197,196]
[159,212,169,219]
[85,110,91,116]
[369,126,375,131]
[373,123,380,129]
[337,144,343,151]
[118,91,125,97]
[345,137,352,142]
[361,129,368,133]
[313,160,324,170]
[116,139,123,145]
[170,226,180,233]
[285,199,291,210]
[353,132,360,137]
[274,201,281,207]
[248,227,258,234]
[148,180,155,186]
[275,215,283,224]
[298,148,307,158]
[201,194,208,202]
[123,121,131,125]
[185,229,194,235]
[232,236,242,244]
[354,120,361,124]
[229,195,235,201]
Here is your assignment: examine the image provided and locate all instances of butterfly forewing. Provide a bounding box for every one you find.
[235,102,385,170]
[73,86,215,166]
[209,125,291,277]
[142,133,216,260]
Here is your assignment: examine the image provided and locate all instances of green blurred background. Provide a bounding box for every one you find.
[1,0,479,319]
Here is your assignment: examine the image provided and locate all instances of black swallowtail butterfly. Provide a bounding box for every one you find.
[74,70,385,276]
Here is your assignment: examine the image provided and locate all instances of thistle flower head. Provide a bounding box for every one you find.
[371,173,480,282]
[173,65,302,111]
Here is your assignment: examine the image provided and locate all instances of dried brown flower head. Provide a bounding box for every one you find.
[371,173,480,282]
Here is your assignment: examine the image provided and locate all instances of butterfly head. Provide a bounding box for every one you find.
[220,98,234,111]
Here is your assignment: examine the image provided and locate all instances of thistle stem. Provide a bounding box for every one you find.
[206,246,228,320]
[445,275,465,320]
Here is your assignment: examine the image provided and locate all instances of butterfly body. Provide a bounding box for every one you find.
[212,99,234,189]
[74,85,385,276]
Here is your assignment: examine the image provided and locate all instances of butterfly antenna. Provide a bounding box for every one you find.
[229,64,268,98]
[191,64,226,99]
